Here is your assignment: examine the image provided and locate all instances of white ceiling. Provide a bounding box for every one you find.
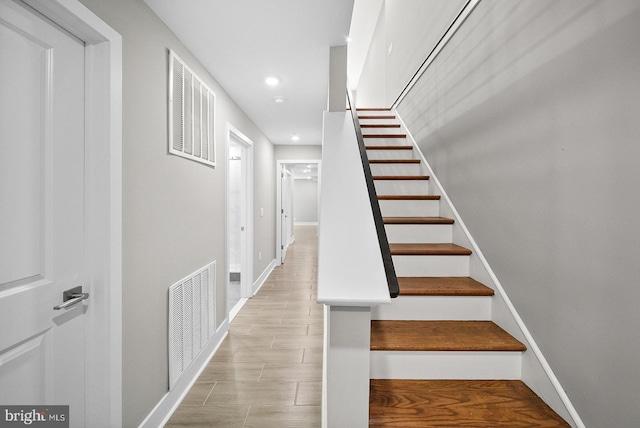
[144,0,355,146]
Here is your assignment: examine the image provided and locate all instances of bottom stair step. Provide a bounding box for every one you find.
[369,379,570,427]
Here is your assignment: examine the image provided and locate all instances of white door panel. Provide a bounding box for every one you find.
[0,0,86,425]
[281,167,293,263]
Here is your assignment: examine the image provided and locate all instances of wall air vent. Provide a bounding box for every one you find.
[168,261,216,389]
[168,50,216,167]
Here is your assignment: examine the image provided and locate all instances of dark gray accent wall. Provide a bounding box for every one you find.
[396,1,640,426]
[76,0,275,425]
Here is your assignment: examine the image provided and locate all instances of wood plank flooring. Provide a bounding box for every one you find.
[165,225,321,428]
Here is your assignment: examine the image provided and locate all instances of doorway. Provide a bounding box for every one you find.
[226,125,253,320]
[276,160,321,265]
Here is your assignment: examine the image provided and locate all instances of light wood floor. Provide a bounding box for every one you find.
[166,225,322,427]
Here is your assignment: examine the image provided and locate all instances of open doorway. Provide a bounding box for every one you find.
[276,160,321,265]
[226,125,253,320]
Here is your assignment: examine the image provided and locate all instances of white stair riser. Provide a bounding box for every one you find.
[358,115,397,121]
[371,296,491,320]
[392,255,470,276]
[363,138,408,147]
[370,163,422,176]
[367,149,413,160]
[385,224,452,243]
[375,180,429,195]
[379,200,440,217]
[359,121,399,128]
[360,127,403,135]
[370,351,522,380]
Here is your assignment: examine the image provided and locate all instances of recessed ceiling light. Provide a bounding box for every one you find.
[291,134,300,142]
[346,36,353,43]
[274,96,285,104]
[265,76,279,86]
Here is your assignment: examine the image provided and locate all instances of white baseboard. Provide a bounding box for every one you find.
[294,222,318,226]
[253,258,277,295]
[138,320,229,428]
[229,297,248,321]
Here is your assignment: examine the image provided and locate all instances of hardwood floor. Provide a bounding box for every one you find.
[165,225,321,428]
[370,380,570,427]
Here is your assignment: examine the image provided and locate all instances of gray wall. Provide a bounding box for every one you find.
[373,1,640,426]
[274,144,322,161]
[76,0,275,425]
[293,179,319,223]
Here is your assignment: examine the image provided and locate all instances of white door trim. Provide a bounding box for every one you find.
[226,124,254,302]
[23,0,123,424]
[276,160,321,265]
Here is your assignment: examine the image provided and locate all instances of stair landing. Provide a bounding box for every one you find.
[369,379,570,427]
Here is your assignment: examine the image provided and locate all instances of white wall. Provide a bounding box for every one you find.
[362,1,640,426]
[384,0,465,106]
[354,6,387,107]
[347,0,384,90]
[353,0,465,108]
[274,144,322,161]
[293,179,318,223]
[76,0,276,425]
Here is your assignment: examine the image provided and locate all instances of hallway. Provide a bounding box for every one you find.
[166,225,322,427]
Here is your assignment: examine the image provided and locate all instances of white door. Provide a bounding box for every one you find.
[227,138,245,312]
[227,127,254,312]
[280,166,293,263]
[0,0,87,425]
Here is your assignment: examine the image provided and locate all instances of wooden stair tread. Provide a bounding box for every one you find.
[361,124,401,128]
[370,320,526,352]
[355,108,391,111]
[369,159,420,164]
[398,277,494,296]
[373,175,429,180]
[359,115,395,119]
[384,217,454,225]
[378,195,440,200]
[390,243,472,256]
[363,134,407,138]
[366,145,413,150]
[369,379,570,427]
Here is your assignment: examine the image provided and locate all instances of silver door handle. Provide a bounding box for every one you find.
[53,286,89,310]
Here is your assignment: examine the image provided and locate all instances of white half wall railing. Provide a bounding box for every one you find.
[318,111,391,427]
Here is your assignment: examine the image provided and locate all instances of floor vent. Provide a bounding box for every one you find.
[168,261,216,389]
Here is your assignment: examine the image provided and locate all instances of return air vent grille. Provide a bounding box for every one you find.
[168,261,216,389]
[168,50,216,167]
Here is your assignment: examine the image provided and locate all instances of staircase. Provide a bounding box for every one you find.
[359,109,570,427]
